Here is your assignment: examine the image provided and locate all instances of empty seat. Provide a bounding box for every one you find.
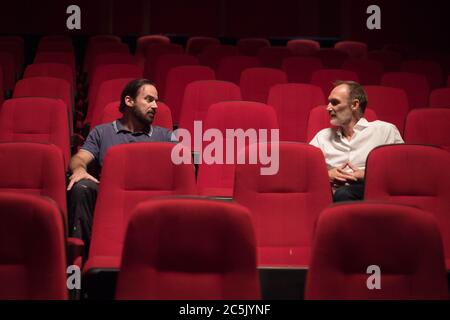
[282,56,323,84]
[186,36,220,56]
[84,143,197,287]
[287,39,320,56]
[240,67,288,103]
[196,101,279,197]
[257,47,292,68]
[88,53,137,84]
[164,65,215,124]
[430,88,450,108]
[363,86,409,134]
[401,60,444,89]
[178,80,242,151]
[367,50,401,72]
[0,97,70,169]
[305,202,448,300]
[135,34,171,66]
[24,63,74,89]
[364,144,450,269]
[306,106,377,142]
[237,38,270,56]
[313,49,349,69]
[404,108,450,151]
[381,72,430,109]
[34,52,76,78]
[342,58,384,85]
[335,41,368,58]
[0,192,67,300]
[96,101,173,131]
[217,56,260,85]
[310,69,359,97]
[234,142,331,266]
[142,43,183,80]
[115,198,259,300]
[198,45,239,71]
[153,53,199,98]
[37,41,74,54]
[267,83,326,142]
[84,42,129,73]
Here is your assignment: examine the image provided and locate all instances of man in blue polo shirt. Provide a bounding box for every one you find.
[67,78,173,251]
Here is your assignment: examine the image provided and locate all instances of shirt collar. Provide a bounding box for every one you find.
[113,120,153,137]
[336,117,369,138]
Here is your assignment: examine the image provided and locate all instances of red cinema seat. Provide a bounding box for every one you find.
[84,143,197,291]
[198,44,239,71]
[164,65,215,124]
[313,49,349,69]
[0,192,67,300]
[404,108,450,151]
[88,53,137,84]
[364,144,450,269]
[335,41,368,58]
[24,63,74,90]
[95,101,173,131]
[34,52,76,78]
[0,51,17,92]
[0,67,3,106]
[430,88,450,108]
[306,105,377,142]
[305,202,448,300]
[153,53,199,98]
[240,67,288,103]
[310,69,359,97]
[217,56,260,85]
[196,101,279,197]
[342,58,384,85]
[237,38,270,56]
[0,97,70,169]
[234,142,331,267]
[115,198,260,300]
[267,83,326,142]
[37,41,74,54]
[135,35,171,66]
[367,50,402,72]
[84,41,129,73]
[381,72,430,109]
[142,43,183,80]
[287,39,320,56]
[186,36,220,56]
[282,57,323,84]
[363,86,409,134]
[40,35,72,44]
[257,47,292,68]
[178,80,242,151]
[401,60,444,89]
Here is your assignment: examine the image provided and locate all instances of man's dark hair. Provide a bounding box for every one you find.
[333,80,368,114]
[119,78,154,113]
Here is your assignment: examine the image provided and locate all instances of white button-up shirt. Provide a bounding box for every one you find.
[309,118,404,171]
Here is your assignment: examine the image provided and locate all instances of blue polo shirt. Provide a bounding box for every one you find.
[81,120,174,166]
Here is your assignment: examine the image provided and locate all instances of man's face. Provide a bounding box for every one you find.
[128,84,158,125]
[326,84,354,126]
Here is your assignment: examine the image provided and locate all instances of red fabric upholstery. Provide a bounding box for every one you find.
[115,198,260,300]
[313,49,349,69]
[24,63,74,89]
[37,41,74,54]
[237,38,270,56]
[381,72,430,109]
[305,202,449,300]
[367,50,402,72]
[306,105,377,142]
[135,35,171,66]
[0,52,16,91]
[234,142,331,267]
[34,52,76,77]
[267,83,325,142]
[198,44,239,71]
[430,88,450,108]
[217,56,260,85]
[97,101,173,131]
[363,86,409,134]
[84,41,128,73]
[0,97,70,169]
[257,47,292,68]
[342,58,384,85]
[178,80,241,151]
[310,69,359,97]
[0,192,67,300]
[365,145,450,269]
[164,65,215,124]
[287,39,320,56]
[186,37,220,56]
[240,67,288,103]
[282,57,323,83]
[401,60,444,89]
[335,41,368,59]
[153,53,199,98]
[142,43,183,80]
[404,108,450,151]
[88,53,137,84]
[197,101,279,197]
[85,143,197,273]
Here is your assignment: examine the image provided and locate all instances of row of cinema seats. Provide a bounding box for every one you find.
[0,142,449,299]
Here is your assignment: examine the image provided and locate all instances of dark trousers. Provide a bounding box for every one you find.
[333,183,364,202]
[68,179,98,254]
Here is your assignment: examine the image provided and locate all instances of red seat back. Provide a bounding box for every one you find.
[310,69,359,97]
[240,67,288,103]
[282,56,323,83]
[381,72,430,109]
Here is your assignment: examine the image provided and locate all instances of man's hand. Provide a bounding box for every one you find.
[328,163,358,183]
[347,162,365,181]
[67,168,99,191]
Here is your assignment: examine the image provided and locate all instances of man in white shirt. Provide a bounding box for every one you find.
[309,81,404,202]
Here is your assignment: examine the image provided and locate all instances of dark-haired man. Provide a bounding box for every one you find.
[309,81,404,202]
[67,79,173,250]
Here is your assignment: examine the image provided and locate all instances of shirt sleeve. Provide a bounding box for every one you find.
[80,127,102,160]
[386,124,404,144]
[309,132,321,148]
